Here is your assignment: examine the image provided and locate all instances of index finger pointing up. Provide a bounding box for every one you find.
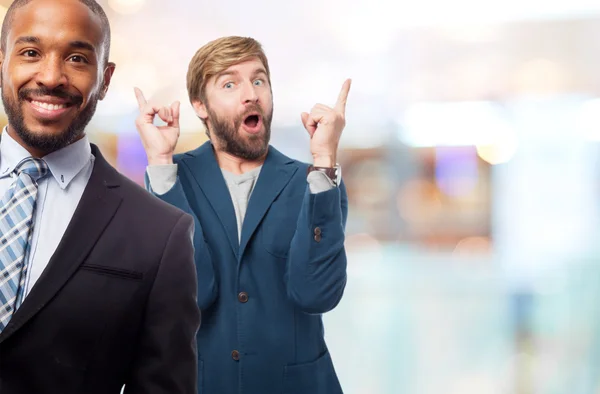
[335,78,352,113]
[134,87,147,110]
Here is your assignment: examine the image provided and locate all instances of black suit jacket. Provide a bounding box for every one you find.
[0,144,200,394]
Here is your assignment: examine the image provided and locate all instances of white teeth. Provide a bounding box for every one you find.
[31,101,67,111]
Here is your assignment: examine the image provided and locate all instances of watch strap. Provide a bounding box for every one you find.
[307,165,338,185]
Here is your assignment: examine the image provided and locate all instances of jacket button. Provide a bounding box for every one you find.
[232,350,240,361]
[314,234,322,242]
[314,227,322,235]
[238,292,249,303]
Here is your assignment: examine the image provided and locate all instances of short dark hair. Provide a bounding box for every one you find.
[0,0,111,65]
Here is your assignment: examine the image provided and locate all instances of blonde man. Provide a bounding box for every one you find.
[135,36,350,394]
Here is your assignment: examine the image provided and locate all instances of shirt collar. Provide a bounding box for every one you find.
[0,126,92,190]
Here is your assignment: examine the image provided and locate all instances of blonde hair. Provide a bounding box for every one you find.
[186,36,271,106]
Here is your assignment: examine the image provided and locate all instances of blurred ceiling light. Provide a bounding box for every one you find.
[475,121,519,165]
[108,0,145,15]
[476,138,518,165]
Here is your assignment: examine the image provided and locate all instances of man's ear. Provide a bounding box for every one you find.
[192,99,208,121]
[99,62,116,100]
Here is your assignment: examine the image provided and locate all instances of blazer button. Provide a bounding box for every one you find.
[314,227,322,235]
[238,292,249,303]
[314,234,322,242]
[232,350,240,361]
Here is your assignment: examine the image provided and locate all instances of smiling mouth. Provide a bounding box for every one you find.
[24,97,77,121]
[29,100,72,111]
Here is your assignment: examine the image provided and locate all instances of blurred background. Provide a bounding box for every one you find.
[1,0,600,392]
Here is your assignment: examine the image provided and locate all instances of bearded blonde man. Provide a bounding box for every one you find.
[135,36,350,394]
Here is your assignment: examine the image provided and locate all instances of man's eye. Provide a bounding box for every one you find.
[68,55,87,63]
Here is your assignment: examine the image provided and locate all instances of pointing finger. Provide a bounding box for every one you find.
[133,87,147,110]
[334,78,351,113]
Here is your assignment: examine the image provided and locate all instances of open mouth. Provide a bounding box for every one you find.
[242,113,263,133]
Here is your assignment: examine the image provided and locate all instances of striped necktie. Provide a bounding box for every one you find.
[0,157,49,332]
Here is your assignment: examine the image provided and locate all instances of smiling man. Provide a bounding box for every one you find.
[136,36,350,394]
[0,1,200,393]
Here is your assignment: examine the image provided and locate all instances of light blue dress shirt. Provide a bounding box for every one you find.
[0,127,94,298]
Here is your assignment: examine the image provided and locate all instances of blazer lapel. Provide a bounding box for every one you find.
[239,146,297,259]
[180,142,239,258]
[0,145,122,345]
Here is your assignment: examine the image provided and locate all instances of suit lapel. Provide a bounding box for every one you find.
[239,146,297,259]
[0,145,122,345]
[180,142,239,258]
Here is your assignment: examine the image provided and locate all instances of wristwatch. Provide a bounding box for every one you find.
[307,164,341,186]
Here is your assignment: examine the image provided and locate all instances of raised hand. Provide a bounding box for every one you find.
[134,87,181,165]
[301,79,351,168]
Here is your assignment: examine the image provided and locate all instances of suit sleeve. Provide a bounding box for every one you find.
[285,179,349,314]
[124,213,200,394]
[145,166,219,310]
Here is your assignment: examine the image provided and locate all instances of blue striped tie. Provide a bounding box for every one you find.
[0,157,49,332]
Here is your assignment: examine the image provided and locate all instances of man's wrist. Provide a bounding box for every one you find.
[312,154,336,168]
[147,154,174,166]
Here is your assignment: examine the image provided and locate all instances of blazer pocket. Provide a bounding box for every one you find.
[79,264,143,281]
[261,213,297,259]
[282,350,343,394]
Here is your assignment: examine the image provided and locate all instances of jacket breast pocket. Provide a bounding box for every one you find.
[79,264,143,281]
[261,211,298,259]
[283,350,343,394]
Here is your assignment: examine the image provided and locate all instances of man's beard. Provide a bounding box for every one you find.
[206,103,272,161]
[1,84,97,154]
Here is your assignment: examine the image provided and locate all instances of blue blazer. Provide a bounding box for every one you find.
[147,141,348,394]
